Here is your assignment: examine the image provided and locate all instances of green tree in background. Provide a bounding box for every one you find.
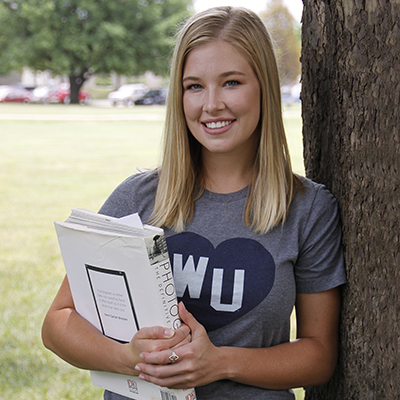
[261,0,301,86]
[0,0,192,103]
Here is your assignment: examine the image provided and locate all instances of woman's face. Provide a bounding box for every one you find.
[182,40,261,161]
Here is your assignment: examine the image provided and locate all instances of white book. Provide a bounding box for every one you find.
[54,208,196,400]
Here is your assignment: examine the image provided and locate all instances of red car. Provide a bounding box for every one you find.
[0,86,32,103]
[47,83,91,104]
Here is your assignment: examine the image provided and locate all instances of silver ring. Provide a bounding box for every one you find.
[169,350,179,363]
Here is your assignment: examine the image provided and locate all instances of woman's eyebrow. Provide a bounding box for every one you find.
[182,76,200,83]
[220,70,246,78]
[182,70,246,83]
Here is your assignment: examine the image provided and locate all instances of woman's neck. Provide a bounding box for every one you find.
[201,152,255,194]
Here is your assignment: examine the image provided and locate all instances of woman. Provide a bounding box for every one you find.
[42,7,346,400]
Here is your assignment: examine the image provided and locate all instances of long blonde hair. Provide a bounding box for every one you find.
[151,6,302,234]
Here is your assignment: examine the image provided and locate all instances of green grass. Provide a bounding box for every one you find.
[0,102,167,115]
[0,103,304,399]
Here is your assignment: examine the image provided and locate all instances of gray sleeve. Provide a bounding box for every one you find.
[98,175,138,218]
[295,185,347,293]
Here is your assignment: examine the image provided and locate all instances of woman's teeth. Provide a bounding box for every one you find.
[205,120,233,129]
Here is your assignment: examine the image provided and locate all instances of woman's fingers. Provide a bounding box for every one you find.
[135,351,195,389]
[135,303,217,388]
[130,323,191,354]
[133,326,175,341]
[178,302,206,338]
[139,347,183,365]
[135,362,192,389]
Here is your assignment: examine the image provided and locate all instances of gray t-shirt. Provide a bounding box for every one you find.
[100,170,346,400]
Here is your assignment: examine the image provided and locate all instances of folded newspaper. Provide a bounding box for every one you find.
[54,208,196,400]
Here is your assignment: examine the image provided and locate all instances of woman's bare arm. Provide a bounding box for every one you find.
[135,287,341,390]
[42,275,190,376]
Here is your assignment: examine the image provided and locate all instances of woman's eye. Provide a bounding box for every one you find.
[185,83,202,90]
[225,80,240,87]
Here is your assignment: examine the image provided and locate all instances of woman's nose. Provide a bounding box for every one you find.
[203,88,224,114]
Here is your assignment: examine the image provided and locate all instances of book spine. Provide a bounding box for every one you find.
[144,232,180,330]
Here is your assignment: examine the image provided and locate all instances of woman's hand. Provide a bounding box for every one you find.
[42,276,192,377]
[124,323,191,371]
[134,302,225,389]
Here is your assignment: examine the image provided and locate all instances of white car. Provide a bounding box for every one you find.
[31,86,51,103]
[108,84,148,106]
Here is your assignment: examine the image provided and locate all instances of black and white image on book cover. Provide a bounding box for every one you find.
[85,264,139,343]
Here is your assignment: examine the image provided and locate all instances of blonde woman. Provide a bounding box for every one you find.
[42,7,346,400]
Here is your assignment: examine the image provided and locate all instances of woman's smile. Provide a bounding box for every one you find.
[203,120,234,130]
[202,119,236,135]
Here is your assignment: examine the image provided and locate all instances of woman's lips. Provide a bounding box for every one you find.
[202,119,235,134]
[204,120,233,129]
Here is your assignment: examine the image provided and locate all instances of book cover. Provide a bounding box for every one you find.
[54,209,196,400]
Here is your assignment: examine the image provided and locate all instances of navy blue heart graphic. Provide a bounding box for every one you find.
[167,232,275,332]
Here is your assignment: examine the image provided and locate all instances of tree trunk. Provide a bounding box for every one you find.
[69,69,88,104]
[301,0,399,399]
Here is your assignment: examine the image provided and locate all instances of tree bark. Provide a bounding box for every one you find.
[301,0,400,398]
[69,69,88,104]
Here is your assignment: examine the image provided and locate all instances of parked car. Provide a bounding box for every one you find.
[45,83,91,104]
[31,86,52,103]
[281,83,301,104]
[108,84,148,106]
[0,85,32,103]
[134,88,168,105]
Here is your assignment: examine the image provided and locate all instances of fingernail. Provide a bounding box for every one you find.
[164,329,174,338]
[135,365,141,372]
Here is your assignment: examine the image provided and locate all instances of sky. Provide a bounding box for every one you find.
[193,0,303,22]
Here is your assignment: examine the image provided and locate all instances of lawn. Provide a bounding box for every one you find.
[0,102,304,399]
